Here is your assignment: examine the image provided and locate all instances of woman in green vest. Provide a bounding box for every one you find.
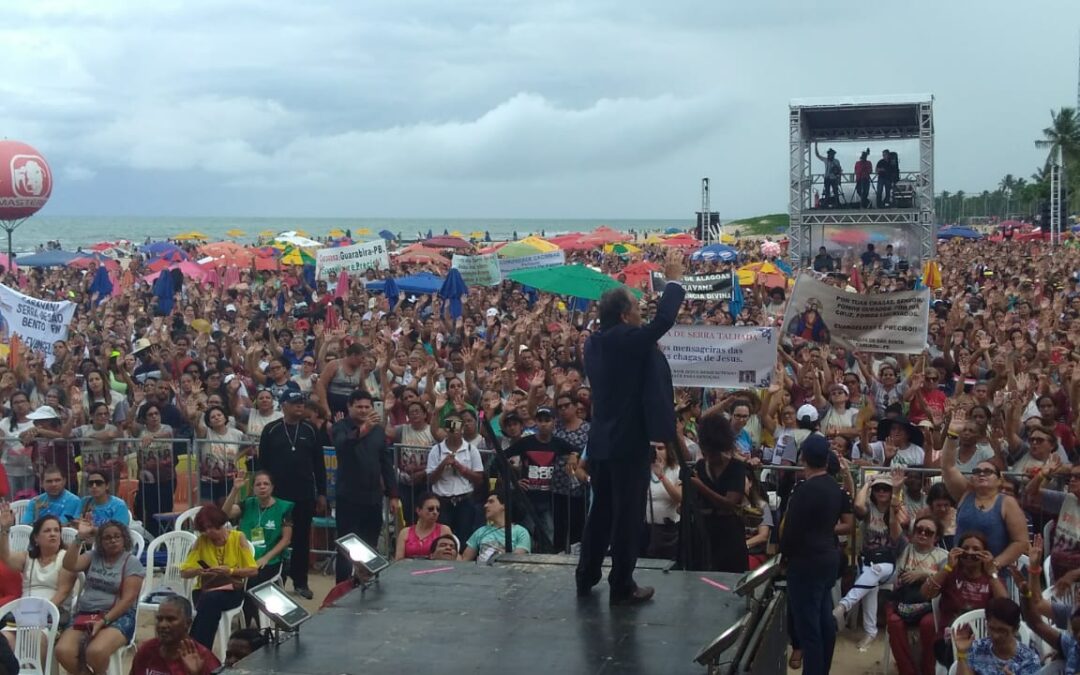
[223,470,293,627]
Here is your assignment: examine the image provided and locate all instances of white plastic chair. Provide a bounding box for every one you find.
[106,626,136,675]
[137,531,197,627]
[173,506,202,532]
[8,500,29,526]
[60,528,77,547]
[0,597,59,675]
[214,539,254,662]
[8,525,31,554]
[949,609,987,664]
[130,530,145,560]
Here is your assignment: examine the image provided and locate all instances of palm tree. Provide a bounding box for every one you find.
[1035,108,1080,172]
[999,174,1016,195]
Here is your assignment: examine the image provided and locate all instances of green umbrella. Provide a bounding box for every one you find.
[507,264,641,301]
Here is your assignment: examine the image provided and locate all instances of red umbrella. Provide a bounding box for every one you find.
[829,229,869,246]
[660,234,702,248]
[423,236,473,249]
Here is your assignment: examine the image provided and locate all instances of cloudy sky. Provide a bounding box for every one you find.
[3,0,1079,219]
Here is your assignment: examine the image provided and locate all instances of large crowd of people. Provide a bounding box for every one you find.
[0,229,1076,673]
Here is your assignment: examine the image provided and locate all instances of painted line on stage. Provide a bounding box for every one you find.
[411,567,455,576]
[699,577,731,591]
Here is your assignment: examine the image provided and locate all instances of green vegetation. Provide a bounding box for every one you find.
[939,107,1080,223]
[726,213,789,235]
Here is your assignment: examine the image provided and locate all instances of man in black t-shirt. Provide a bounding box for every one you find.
[504,407,577,553]
[780,435,853,675]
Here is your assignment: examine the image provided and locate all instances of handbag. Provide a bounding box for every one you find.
[646,477,679,560]
[73,553,129,630]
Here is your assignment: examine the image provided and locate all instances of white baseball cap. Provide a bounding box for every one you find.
[27,405,61,421]
[796,404,819,424]
[486,307,499,318]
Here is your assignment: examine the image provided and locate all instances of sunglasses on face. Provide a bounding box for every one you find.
[87,479,106,486]
[970,468,997,477]
[913,526,937,537]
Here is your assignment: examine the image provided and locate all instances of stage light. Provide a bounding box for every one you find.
[336,533,391,576]
[693,612,750,669]
[247,580,311,632]
[734,555,782,598]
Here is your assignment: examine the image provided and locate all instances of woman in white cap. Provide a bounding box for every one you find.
[0,391,37,497]
[833,468,905,651]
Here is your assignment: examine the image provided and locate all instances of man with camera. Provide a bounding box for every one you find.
[331,390,399,583]
[426,413,484,544]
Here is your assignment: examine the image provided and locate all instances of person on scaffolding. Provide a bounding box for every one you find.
[815,144,843,207]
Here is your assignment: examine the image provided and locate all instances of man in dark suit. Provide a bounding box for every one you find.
[576,253,685,605]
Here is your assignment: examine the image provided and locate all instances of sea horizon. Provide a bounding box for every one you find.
[13,214,719,251]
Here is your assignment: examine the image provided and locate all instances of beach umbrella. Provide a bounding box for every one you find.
[450,230,464,238]
[174,231,209,241]
[438,268,468,320]
[356,228,372,236]
[660,233,702,248]
[603,242,640,255]
[498,236,560,258]
[396,251,449,267]
[223,266,241,288]
[303,264,316,288]
[579,226,632,246]
[719,233,735,244]
[275,232,324,248]
[258,230,275,238]
[328,229,346,238]
[383,276,400,310]
[828,229,869,246]
[937,227,982,240]
[470,231,484,240]
[423,235,472,249]
[141,241,188,260]
[379,229,396,241]
[737,261,787,289]
[664,227,683,235]
[0,253,16,272]
[691,244,738,262]
[88,266,112,305]
[152,267,175,315]
[279,245,316,266]
[225,229,245,238]
[508,264,641,301]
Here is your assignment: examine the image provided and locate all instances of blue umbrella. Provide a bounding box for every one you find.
[152,267,175,315]
[729,272,744,320]
[302,264,316,288]
[664,227,683,235]
[383,276,401,311]
[141,241,188,260]
[88,266,112,304]
[379,229,396,241]
[691,244,738,262]
[937,227,982,240]
[438,268,468,320]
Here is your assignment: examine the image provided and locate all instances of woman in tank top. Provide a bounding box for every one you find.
[941,427,1029,571]
[0,508,76,632]
[394,493,453,560]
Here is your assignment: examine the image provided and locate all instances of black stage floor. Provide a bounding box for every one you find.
[224,556,751,675]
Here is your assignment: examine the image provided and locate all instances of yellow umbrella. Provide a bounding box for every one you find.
[470,231,484,240]
[279,246,316,266]
[294,229,309,236]
[328,229,346,238]
[258,230,275,238]
[720,233,735,244]
[175,231,209,241]
[356,228,372,236]
[643,234,666,244]
[450,230,464,238]
[225,229,245,238]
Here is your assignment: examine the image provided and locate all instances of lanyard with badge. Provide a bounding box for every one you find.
[249,503,271,549]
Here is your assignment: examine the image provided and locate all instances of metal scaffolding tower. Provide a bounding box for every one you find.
[1051,146,1064,246]
[788,94,936,268]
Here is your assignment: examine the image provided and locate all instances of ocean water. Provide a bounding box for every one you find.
[13,215,699,251]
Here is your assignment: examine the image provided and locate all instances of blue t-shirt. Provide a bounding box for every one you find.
[466,524,531,562]
[22,490,81,525]
[964,637,1041,675]
[78,496,131,527]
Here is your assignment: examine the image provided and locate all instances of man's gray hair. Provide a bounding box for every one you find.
[159,594,194,621]
[598,287,634,330]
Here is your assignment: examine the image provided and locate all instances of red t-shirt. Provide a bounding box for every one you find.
[909,388,947,424]
[938,572,993,636]
[130,638,221,675]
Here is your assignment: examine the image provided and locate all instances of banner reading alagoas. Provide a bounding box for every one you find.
[780,273,929,354]
[315,240,390,280]
[658,325,778,388]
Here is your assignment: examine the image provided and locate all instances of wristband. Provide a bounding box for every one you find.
[956,651,967,662]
